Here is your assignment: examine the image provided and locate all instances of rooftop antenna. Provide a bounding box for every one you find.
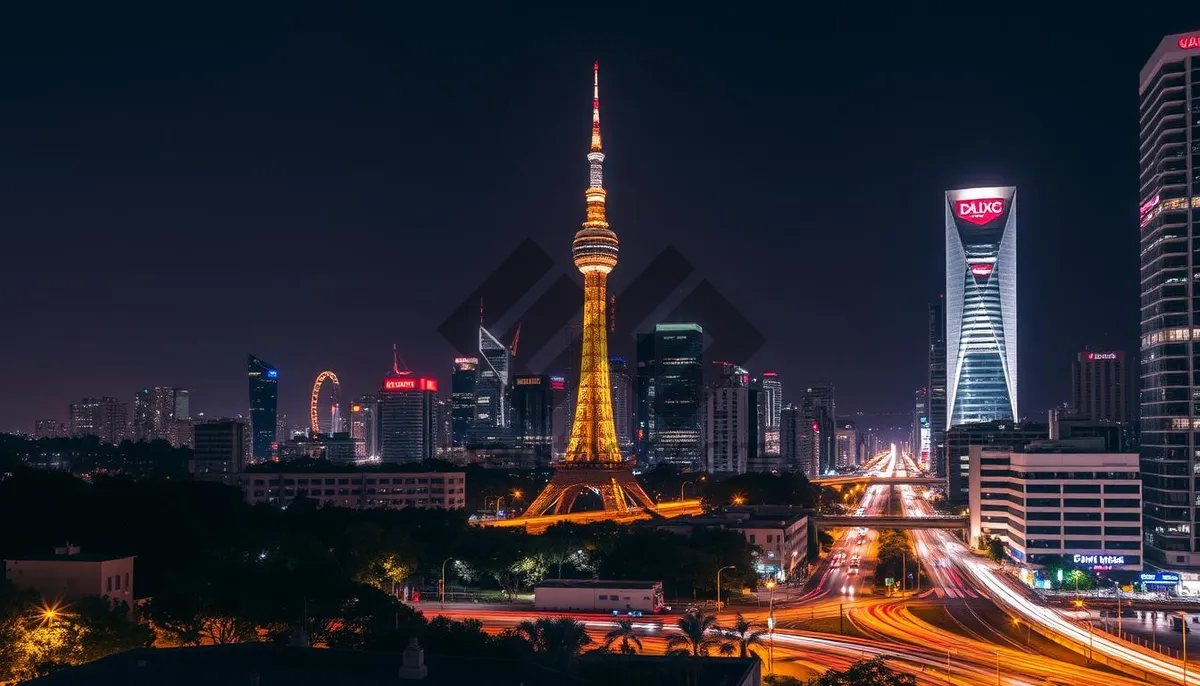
[392,344,411,376]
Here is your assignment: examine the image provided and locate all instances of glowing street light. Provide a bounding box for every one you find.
[731,494,746,506]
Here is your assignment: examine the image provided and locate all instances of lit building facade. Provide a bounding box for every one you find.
[760,372,782,457]
[350,395,377,458]
[649,323,704,469]
[193,419,249,476]
[610,357,634,455]
[132,388,152,442]
[945,186,1018,426]
[513,374,553,454]
[473,325,512,444]
[800,386,835,474]
[378,374,437,463]
[835,420,857,469]
[1072,351,1128,425]
[912,388,929,468]
[1139,31,1200,567]
[239,470,465,510]
[704,366,756,474]
[946,421,1047,506]
[450,357,478,447]
[68,397,128,444]
[928,295,948,477]
[247,354,279,461]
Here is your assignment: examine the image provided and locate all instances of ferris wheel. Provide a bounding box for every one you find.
[310,370,341,435]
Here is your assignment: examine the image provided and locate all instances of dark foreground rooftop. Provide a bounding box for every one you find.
[29,644,760,686]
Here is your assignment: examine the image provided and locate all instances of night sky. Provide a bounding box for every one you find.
[1,9,1193,432]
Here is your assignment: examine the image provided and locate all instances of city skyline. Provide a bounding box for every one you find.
[0,11,1176,431]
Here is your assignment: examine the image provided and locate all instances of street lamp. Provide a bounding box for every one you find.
[716,565,735,611]
[732,494,746,506]
[511,489,524,502]
[441,557,454,609]
[681,480,695,501]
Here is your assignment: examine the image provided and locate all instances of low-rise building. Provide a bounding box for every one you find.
[4,544,135,609]
[239,469,466,510]
[655,505,808,580]
[969,440,1142,575]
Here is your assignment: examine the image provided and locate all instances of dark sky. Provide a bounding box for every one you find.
[1,8,1193,432]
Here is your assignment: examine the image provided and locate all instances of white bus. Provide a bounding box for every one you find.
[533,580,665,615]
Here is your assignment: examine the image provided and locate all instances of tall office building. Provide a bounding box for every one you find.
[512,375,553,455]
[609,357,634,455]
[835,420,858,469]
[1072,351,1128,425]
[350,396,377,458]
[550,376,569,460]
[800,386,836,474]
[194,419,249,476]
[132,388,152,442]
[473,324,512,443]
[378,371,437,463]
[647,323,704,468]
[780,405,804,475]
[450,357,478,447]
[1139,30,1200,566]
[68,397,128,444]
[247,354,279,461]
[946,186,1018,426]
[635,332,656,462]
[913,388,930,468]
[928,295,948,477]
[760,372,782,456]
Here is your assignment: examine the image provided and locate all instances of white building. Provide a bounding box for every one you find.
[655,506,809,581]
[969,443,1141,572]
[705,385,752,474]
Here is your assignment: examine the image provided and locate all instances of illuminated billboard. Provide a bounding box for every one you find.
[383,377,438,392]
[945,186,1018,426]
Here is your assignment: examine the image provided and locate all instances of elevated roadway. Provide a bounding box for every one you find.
[816,514,967,530]
[813,475,942,487]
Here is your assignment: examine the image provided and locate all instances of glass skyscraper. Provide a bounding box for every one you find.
[1139,31,1200,567]
[647,323,703,469]
[247,354,278,461]
[451,357,478,447]
[945,186,1018,426]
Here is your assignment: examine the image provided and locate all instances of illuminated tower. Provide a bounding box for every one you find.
[524,63,656,516]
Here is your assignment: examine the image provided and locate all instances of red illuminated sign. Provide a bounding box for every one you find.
[383,377,438,392]
[1086,352,1118,361]
[1179,36,1200,49]
[970,263,994,278]
[956,198,1005,225]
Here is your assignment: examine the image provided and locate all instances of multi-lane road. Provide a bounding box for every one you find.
[433,449,1193,683]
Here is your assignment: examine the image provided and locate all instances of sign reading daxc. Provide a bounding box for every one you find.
[956,198,1005,226]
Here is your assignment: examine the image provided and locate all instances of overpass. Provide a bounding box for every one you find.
[812,475,943,487]
[815,515,967,530]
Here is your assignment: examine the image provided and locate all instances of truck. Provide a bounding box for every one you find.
[533,580,665,614]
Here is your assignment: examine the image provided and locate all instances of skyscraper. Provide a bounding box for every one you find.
[928,295,948,478]
[247,354,279,461]
[704,364,757,474]
[378,368,437,463]
[350,396,377,458]
[132,388,152,442]
[635,332,656,462]
[800,386,835,474]
[651,323,704,469]
[780,405,806,475]
[1139,31,1200,567]
[451,357,478,447]
[760,372,783,456]
[522,63,656,516]
[609,357,634,455]
[1072,351,1128,424]
[913,387,929,468]
[835,420,858,469]
[946,186,1018,426]
[473,324,512,443]
[512,374,553,456]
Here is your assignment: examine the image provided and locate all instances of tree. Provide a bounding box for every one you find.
[765,677,805,686]
[806,657,916,685]
[516,617,593,667]
[602,618,643,655]
[986,536,1006,565]
[72,598,154,662]
[666,610,731,657]
[723,613,766,659]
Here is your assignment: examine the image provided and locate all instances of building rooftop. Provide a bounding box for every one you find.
[6,545,131,564]
[535,579,659,589]
[244,458,464,474]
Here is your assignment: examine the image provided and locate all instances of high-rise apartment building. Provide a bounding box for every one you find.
[609,357,634,455]
[350,396,377,458]
[800,386,836,474]
[835,420,858,469]
[378,373,437,463]
[704,364,760,474]
[149,387,190,447]
[68,397,128,444]
[928,295,947,477]
[450,357,478,447]
[247,354,279,461]
[1139,30,1200,566]
[946,186,1018,426]
[132,389,152,442]
[645,323,704,468]
[1072,351,1128,425]
[913,388,930,468]
[33,420,68,439]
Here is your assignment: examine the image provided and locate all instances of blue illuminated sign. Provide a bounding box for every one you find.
[1140,573,1181,585]
[267,369,278,379]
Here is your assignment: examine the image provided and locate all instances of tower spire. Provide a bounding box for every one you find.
[590,61,602,153]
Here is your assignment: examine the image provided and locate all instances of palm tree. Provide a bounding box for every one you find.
[516,617,593,666]
[602,617,643,654]
[666,610,731,656]
[723,613,766,659]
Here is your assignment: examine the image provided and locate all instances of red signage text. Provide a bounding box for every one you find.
[956,198,1005,225]
[1179,36,1200,50]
